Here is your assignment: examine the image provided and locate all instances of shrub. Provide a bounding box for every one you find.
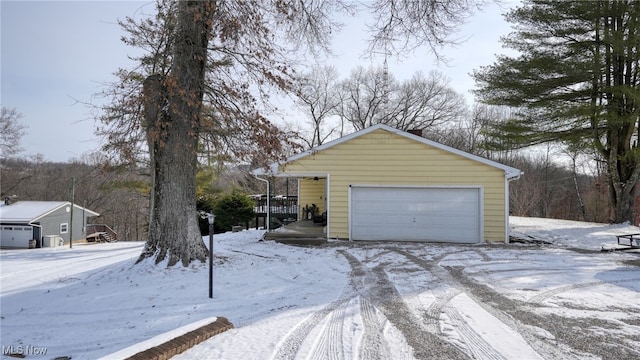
[212,190,255,232]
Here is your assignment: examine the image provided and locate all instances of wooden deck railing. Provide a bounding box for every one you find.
[254,196,298,228]
[86,224,118,242]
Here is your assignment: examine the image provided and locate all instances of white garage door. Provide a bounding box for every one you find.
[0,226,34,248]
[350,186,481,243]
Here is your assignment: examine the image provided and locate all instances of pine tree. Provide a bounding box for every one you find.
[474,0,640,223]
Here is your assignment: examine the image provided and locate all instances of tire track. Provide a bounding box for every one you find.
[443,305,507,360]
[528,277,640,304]
[400,250,554,359]
[269,284,354,360]
[338,249,469,360]
[270,248,393,360]
[309,299,347,360]
[344,243,639,360]
[423,285,462,334]
[392,248,510,359]
[358,296,393,360]
[473,249,492,262]
[445,266,588,360]
[391,248,462,334]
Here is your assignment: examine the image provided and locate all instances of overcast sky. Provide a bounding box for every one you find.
[1,0,518,163]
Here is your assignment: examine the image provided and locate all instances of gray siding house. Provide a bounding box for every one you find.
[0,201,99,249]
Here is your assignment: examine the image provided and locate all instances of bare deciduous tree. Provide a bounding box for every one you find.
[389,71,467,131]
[339,65,391,130]
[0,107,27,158]
[136,0,213,266]
[101,0,345,266]
[365,0,487,60]
[338,67,466,131]
[295,65,342,148]
[98,0,490,267]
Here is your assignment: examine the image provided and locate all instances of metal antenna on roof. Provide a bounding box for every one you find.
[382,52,389,122]
[373,29,394,125]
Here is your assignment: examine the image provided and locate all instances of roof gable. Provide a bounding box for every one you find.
[254,124,521,179]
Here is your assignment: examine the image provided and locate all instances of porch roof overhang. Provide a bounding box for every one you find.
[251,161,328,179]
[252,168,326,179]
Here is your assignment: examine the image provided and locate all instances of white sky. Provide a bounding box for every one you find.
[1,1,518,163]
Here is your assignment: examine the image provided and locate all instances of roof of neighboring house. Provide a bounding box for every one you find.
[253,124,522,179]
[0,201,100,223]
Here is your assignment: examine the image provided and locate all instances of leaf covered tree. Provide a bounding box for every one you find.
[139,0,213,266]
[99,0,487,267]
[473,0,640,223]
[100,0,346,266]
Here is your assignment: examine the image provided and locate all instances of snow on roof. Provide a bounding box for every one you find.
[0,201,99,223]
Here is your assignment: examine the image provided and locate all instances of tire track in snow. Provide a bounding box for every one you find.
[445,266,587,360]
[270,247,398,360]
[443,305,507,360]
[423,286,462,334]
[269,282,354,360]
[340,250,396,360]
[528,277,640,304]
[473,249,492,262]
[391,249,462,334]
[339,249,468,360]
[393,248,539,360]
[308,299,347,360]
[358,296,393,360]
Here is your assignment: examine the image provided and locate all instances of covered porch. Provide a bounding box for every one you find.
[254,172,329,233]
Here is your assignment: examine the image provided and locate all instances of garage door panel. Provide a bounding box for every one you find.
[1,226,33,248]
[351,186,481,243]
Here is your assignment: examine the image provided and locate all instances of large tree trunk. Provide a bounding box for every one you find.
[602,4,640,224]
[138,0,213,266]
[607,147,639,223]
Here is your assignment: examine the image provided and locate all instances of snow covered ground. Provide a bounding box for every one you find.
[1,217,639,359]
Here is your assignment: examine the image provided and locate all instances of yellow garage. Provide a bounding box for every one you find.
[253,124,521,243]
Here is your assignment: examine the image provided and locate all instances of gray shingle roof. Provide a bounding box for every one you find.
[0,201,99,223]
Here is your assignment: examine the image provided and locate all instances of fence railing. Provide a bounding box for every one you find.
[254,196,298,216]
[254,196,298,228]
[86,224,118,242]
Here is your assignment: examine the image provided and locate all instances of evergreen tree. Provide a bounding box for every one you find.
[213,191,255,232]
[473,0,640,223]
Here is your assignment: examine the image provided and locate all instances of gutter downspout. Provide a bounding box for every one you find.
[254,175,270,232]
[505,171,523,244]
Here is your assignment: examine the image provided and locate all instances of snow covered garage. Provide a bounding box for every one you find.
[253,124,521,243]
[0,201,100,249]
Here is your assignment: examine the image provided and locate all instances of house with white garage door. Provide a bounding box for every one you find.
[253,124,522,243]
[0,200,100,249]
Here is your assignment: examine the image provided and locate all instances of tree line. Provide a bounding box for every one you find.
[1,0,638,267]
[0,125,629,243]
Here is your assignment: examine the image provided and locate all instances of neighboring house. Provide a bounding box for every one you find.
[253,124,522,244]
[0,201,99,249]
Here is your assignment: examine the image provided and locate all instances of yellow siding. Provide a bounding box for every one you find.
[298,178,326,219]
[281,129,508,242]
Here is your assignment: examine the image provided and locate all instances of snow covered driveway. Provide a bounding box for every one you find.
[1,217,640,359]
